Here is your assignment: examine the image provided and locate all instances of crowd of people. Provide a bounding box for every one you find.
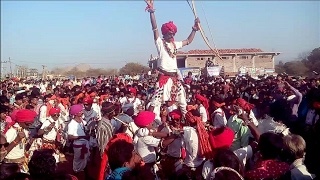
[0,1,319,180]
[0,72,319,180]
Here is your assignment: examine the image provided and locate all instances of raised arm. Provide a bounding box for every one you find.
[182,18,199,46]
[146,0,159,41]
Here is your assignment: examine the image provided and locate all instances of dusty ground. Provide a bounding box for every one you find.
[56,151,101,180]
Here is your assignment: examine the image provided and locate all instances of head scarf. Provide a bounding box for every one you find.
[99,94,109,105]
[195,94,210,120]
[70,104,83,115]
[161,21,177,35]
[233,98,255,112]
[45,95,57,117]
[89,92,97,98]
[15,109,37,123]
[213,101,225,108]
[185,110,213,159]
[99,133,132,180]
[74,93,84,104]
[59,97,69,109]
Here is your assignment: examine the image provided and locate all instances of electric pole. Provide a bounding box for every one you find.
[8,57,13,78]
[42,65,46,80]
[0,59,8,79]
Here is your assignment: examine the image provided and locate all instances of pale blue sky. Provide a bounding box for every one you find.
[1,1,319,71]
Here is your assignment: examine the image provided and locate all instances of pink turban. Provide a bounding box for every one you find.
[161,21,177,35]
[15,109,37,123]
[134,111,155,128]
[70,104,83,115]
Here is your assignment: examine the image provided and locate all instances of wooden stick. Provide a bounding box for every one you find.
[113,117,128,126]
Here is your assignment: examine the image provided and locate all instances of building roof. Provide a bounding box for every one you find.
[177,48,264,55]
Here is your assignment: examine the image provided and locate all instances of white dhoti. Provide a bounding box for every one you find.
[72,139,90,172]
[149,74,187,123]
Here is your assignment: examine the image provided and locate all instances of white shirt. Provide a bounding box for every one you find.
[211,108,227,128]
[135,130,160,163]
[182,126,205,168]
[155,37,183,72]
[305,109,319,125]
[67,119,87,145]
[40,117,63,141]
[120,97,142,115]
[39,105,48,123]
[83,108,99,123]
[92,103,102,120]
[202,145,253,180]
[57,103,69,122]
[258,115,290,136]
[40,84,46,94]
[198,105,208,123]
[5,123,29,159]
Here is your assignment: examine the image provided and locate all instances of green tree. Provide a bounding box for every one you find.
[275,61,286,74]
[304,47,320,73]
[119,62,149,75]
[283,61,309,76]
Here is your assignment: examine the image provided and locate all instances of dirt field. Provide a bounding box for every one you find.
[56,151,102,180]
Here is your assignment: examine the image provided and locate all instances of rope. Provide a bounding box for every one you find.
[186,0,193,12]
[199,1,218,51]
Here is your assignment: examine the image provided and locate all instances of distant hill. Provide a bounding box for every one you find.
[51,63,92,74]
[74,63,91,72]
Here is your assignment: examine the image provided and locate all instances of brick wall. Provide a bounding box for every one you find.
[186,54,274,73]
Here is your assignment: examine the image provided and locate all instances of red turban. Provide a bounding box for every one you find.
[169,109,182,120]
[233,98,255,112]
[134,111,155,128]
[99,133,133,180]
[209,127,235,151]
[83,97,93,105]
[15,109,37,123]
[89,92,97,98]
[49,108,60,116]
[128,88,137,96]
[161,21,177,35]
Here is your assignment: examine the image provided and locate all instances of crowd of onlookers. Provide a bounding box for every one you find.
[0,72,319,180]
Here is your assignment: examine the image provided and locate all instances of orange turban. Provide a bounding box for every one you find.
[195,94,210,120]
[233,98,255,112]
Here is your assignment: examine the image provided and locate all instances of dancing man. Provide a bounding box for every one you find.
[145,0,200,120]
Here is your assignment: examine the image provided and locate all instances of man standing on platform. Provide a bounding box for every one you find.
[145,0,200,120]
